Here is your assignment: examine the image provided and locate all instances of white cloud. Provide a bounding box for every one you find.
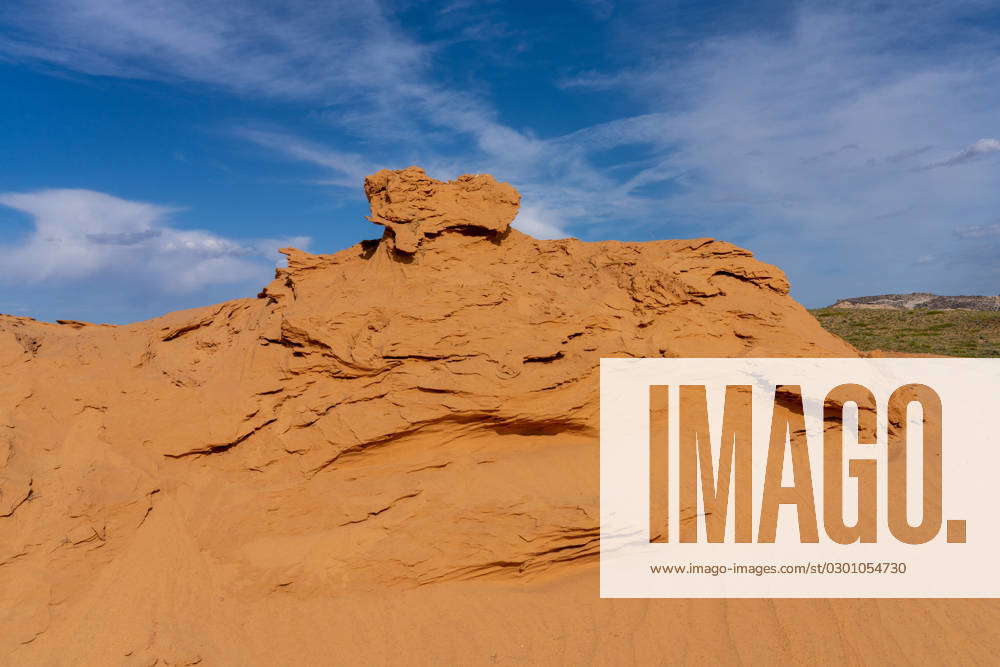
[918,138,1000,170]
[0,0,423,100]
[0,1,535,163]
[540,2,1000,302]
[3,0,998,307]
[512,205,570,239]
[0,189,307,291]
[0,0,630,241]
[955,222,1000,239]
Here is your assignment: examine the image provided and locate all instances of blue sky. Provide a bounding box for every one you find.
[1,0,998,323]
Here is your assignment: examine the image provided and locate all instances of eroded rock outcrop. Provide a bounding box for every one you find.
[3,169,986,665]
[363,166,520,254]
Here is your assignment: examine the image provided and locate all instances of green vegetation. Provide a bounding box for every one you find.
[810,308,1000,357]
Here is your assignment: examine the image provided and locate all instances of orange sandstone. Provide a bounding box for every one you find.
[1,168,994,665]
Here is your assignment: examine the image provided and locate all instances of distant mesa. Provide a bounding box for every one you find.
[829,293,1000,311]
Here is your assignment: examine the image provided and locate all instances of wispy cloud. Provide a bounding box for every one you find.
[955,222,1000,240]
[0,189,306,292]
[512,205,569,239]
[539,2,1000,302]
[0,0,423,99]
[575,0,615,21]
[0,1,626,239]
[916,138,1000,171]
[2,0,998,308]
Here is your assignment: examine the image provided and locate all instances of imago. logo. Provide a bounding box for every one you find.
[600,359,999,598]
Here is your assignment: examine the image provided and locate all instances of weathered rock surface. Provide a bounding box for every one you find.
[1,168,994,665]
[364,166,520,254]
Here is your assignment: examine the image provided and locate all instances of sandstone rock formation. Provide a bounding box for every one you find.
[1,168,994,664]
[364,166,520,254]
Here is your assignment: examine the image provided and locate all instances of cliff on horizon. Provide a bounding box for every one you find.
[830,292,1000,311]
